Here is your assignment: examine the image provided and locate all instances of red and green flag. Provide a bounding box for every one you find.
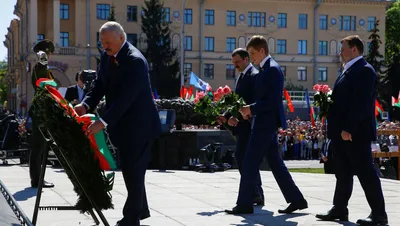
[393,96,400,108]
[375,99,383,116]
[283,88,294,113]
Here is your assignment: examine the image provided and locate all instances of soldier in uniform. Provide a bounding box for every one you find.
[29,39,55,188]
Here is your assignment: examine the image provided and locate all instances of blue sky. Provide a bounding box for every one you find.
[0,1,18,61]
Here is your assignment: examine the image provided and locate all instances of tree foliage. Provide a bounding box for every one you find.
[141,0,180,98]
[385,1,400,63]
[0,61,8,104]
[365,20,384,73]
[107,4,116,21]
[384,2,400,120]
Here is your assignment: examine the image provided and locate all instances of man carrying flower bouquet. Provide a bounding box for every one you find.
[316,35,387,225]
[226,35,307,215]
[216,48,264,206]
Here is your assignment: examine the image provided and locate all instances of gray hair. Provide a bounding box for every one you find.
[99,21,127,41]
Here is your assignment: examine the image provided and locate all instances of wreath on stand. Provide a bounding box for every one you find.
[30,79,116,213]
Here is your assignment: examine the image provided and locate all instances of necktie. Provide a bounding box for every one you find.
[110,56,116,66]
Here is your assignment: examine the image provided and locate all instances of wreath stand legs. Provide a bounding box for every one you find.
[31,127,109,226]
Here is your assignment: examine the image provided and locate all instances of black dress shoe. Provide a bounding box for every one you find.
[278,199,308,214]
[140,211,151,220]
[253,197,265,206]
[225,205,254,214]
[31,181,55,188]
[356,214,388,225]
[315,207,349,221]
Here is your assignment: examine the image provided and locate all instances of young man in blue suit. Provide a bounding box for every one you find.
[217,48,264,206]
[316,35,387,226]
[225,35,307,214]
[74,21,161,226]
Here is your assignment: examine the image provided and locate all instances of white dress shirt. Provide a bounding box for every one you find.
[77,85,85,102]
[260,55,272,68]
[342,56,363,74]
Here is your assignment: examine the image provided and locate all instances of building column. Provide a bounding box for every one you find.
[29,0,38,45]
[53,0,60,46]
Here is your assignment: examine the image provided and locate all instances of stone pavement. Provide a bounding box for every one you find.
[1,160,399,226]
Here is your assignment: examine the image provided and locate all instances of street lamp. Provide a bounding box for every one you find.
[180,0,187,87]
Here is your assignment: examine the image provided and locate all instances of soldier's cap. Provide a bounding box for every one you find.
[33,39,55,54]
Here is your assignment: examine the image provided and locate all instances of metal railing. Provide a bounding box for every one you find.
[0,179,33,226]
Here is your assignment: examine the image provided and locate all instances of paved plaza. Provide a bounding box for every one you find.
[1,160,399,226]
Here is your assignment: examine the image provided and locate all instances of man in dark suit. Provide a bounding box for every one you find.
[316,35,388,225]
[225,35,307,214]
[320,138,335,174]
[64,71,86,105]
[216,48,263,206]
[29,39,55,188]
[74,21,161,226]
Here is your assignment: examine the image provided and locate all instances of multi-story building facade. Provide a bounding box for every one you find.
[4,0,391,114]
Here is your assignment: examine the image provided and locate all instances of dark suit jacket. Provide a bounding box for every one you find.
[224,65,257,135]
[84,42,162,145]
[65,85,86,104]
[250,58,287,132]
[327,58,376,142]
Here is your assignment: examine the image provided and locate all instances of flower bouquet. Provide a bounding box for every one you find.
[313,84,333,119]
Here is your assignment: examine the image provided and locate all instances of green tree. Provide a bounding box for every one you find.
[141,0,180,98]
[365,20,384,73]
[385,1,400,119]
[0,61,8,104]
[385,1,400,63]
[107,4,116,21]
[285,79,304,91]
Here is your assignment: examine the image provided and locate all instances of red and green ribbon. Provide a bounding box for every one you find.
[36,78,117,170]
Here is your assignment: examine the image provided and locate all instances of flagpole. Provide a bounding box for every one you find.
[180,0,186,88]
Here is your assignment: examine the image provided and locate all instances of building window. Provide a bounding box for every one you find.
[204,64,214,79]
[226,64,235,80]
[205,37,214,52]
[319,41,328,55]
[60,4,69,20]
[184,36,192,51]
[318,67,328,82]
[277,39,287,54]
[298,14,307,29]
[339,16,356,31]
[280,66,286,78]
[37,34,45,41]
[298,40,307,55]
[297,67,307,81]
[368,16,376,31]
[184,63,192,78]
[127,6,137,22]
[205,9,214,25]
[226,11,236,26]
[184,9,192,24]
[248,12,266,27]
[319,15,327,30]
[162,7,170,22]
[226,37,236,52]
[278,13,287,28]
[60,32,69,47]
[127,33,137,46]
[97,4,110,20]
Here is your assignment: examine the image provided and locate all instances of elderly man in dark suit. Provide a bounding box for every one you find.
[316,35,387,225]
[217,48,263,206]
[225,35,307,214]
[74,21,161,226]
